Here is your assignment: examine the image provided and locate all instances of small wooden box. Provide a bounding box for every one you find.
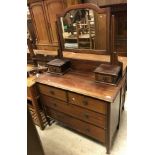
[47,58,71,75]
[94,63,121,85]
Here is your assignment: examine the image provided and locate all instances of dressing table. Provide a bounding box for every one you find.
[36,3,127,154]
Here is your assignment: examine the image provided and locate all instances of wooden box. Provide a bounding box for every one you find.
[94,63,121,85]
[47,59,71,75]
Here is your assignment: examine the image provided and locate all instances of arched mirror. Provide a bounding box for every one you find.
[56,3,111,55]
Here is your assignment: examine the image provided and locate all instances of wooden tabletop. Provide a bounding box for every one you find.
[36,71,126,103]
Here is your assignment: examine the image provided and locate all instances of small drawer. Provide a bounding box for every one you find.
[37,84,67,101]
[46,109,105,143]
[41,95,107,128]
[68,92,107,114]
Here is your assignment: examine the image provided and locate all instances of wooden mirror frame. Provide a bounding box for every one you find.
[56,3,112,57]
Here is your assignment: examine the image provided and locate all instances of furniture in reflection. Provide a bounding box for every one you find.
[76,21,95,49]
[27,72,48,130]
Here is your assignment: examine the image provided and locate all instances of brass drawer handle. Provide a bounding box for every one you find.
[72,97,75,101]
[49,90,55,95]
[84,113,89,119]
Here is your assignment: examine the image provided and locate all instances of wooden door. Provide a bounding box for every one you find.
[94,8,110,52]
[29,1,51,48]
[44,0,65,47]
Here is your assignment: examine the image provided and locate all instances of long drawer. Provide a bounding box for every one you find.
[37,84,67,102]
[46,108,106,143]
[41,94,107,128]
[68,92,107,114]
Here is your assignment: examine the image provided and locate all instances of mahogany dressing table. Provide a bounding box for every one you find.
[35,3,127,154]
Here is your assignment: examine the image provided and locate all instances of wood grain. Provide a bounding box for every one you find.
[68,92,107,114]
[33,50,127,72]
[41,94,107,128]
[46,108,106,143]
[36,70,126,102]
[29,1,51,45]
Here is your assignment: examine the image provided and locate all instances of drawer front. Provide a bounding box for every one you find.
[41,95,107,128]
[37,84,67,101]
[48,66,61,73]
[46,108,105,143]
[68,92,107,114]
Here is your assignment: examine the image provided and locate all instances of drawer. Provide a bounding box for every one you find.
[46,109,106,143]
[68,92,107,114]
[41,95,107,128]
[37,84,67,101]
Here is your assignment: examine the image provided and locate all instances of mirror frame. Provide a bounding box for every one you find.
[56,3,112,56]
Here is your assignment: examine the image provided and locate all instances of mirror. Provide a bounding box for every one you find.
[61,9,95,49]
[59,6,110,52]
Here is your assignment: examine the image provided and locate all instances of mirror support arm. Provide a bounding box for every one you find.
[56,21,63,59]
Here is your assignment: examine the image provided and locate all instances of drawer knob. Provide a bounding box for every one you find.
[86,128,90,132]
[84,113,89,119]
[50,90,55,95]
[83,100,88,105]
[72,97,75,101]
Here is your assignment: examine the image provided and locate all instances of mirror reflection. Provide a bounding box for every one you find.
[61,9,107,50]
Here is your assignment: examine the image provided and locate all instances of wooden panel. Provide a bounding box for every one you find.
[37,84,67,101]
[110,91,120,143]
[29,1,51,46]
[33,50,127,72]
[68,92,107,114]
[63,0,81,8]
[46,108,106,143]
[70,59,102,72]
[114,9,127,56]
[94,12,107,50]
[36,44,58,50]
[85,0,127,6]
[28,0,42,5]
[44,0,65,46]
[41,94,107,128]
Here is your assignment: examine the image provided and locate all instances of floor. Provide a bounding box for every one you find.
[37,101,127,155]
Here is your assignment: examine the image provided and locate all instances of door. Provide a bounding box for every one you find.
[29,1,51,47]
[44,0,65,47]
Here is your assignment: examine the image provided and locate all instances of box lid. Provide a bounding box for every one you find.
[47,59,69,67]
[94,64,121,76]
